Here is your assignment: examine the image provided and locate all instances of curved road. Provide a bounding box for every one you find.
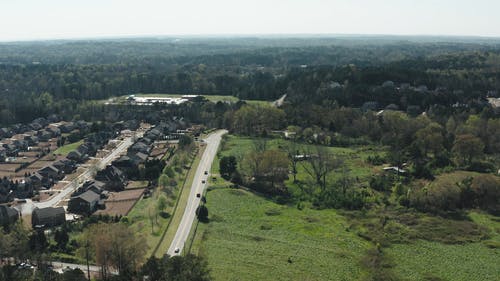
[167,129,227,256]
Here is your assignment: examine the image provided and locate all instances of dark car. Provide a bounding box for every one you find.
[204,170,208,175]
[196,193,201,198]
[202,180,206,184]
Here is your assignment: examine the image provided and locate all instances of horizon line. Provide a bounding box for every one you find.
[1,32,500,44]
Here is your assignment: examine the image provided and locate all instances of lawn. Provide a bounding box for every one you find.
[191,187,371,281]
[54,140,83,155]
[189,134,379,280]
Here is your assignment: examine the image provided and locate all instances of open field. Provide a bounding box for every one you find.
[54,140,84,155]
[190,187,371,281]
[191,134,500,280]
[386,212,500,281]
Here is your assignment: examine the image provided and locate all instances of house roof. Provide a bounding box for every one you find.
[74,190,100,203]
[30,173,44,181]
[135,152,148,161]
[33,207,65,220]
[40,165,59,173]
[0,205,18,222]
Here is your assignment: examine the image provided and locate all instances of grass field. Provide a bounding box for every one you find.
[191,187,371,281]
[191,134,500,280]
[54,140,83,155]
[387,212,500,281]
[189,134,380,280]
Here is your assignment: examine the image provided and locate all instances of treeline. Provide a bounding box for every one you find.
[2,37,498,65]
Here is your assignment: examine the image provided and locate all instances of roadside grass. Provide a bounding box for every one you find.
[126,145,201,258]
[54,140,84,155]
[154,144,205,257]
[190,187,371,281]
[126,194,172,257]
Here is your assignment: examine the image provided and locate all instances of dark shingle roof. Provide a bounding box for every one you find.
[76,190,100,203]
[33,207,65,220]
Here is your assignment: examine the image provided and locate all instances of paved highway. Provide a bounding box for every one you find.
[167,129,227,256]
[18,135,136,215]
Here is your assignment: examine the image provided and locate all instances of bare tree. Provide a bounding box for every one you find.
[281,140,301,183]
[301,146,342,191]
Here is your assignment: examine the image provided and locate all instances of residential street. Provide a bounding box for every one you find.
[17,134,138,215]
[167,129,227,256]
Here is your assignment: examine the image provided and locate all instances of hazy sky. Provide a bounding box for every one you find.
[0,0,499,41]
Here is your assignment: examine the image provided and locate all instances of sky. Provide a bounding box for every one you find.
[0,0,499,41]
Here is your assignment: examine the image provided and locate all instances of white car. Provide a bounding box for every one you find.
[174,247,180,253]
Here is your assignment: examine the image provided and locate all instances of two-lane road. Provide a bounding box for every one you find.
[167,129,227,256]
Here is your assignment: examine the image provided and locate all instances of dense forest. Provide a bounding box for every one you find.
[1,37,500,125]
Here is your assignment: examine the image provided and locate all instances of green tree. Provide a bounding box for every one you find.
[219,156,237,180]
[196,205,209,222]
[141,254,211,281]
[452,134,485,166]
[179,135,193,149]
[54,227,69,250]
[414,122,444,156]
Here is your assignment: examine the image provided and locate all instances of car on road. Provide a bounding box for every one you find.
[174,247,180,253]
[202,180,206,184]
[196,193,201,198]
[204,170,208,175]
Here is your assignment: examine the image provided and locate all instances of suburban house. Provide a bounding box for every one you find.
[67,150,86,162]
[32,207,66,228]
[0,205,19,226]
[0,147,6,162]
[95,165,127,191]
[73,180,106,197]
[23,135,39,146]
[130,142,151,154]
[46,127,61,137]
[13,179,34,199]
[39,165,64,181]
[68,190,101,215]
[29,173,44,189]
[37,131,53,142]
[0,128,12,138]
[52,158,77,174]
[59,122,76,133]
